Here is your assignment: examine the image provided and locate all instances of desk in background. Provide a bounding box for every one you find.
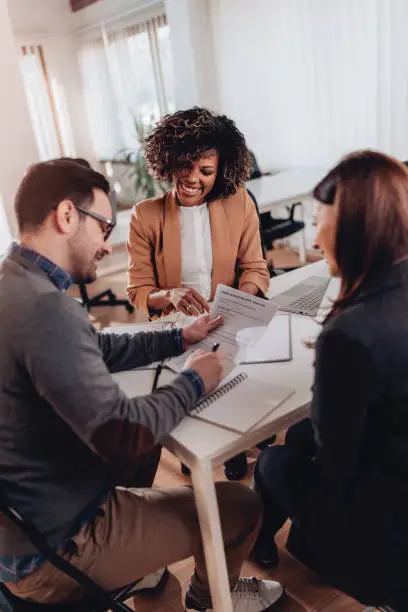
[111,259,339,611]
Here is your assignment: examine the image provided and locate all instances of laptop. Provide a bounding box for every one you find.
[271,275,331,317]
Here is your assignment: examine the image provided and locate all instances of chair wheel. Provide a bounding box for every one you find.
[181,462,191,476]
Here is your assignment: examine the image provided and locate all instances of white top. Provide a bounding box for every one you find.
[179,203,213,300]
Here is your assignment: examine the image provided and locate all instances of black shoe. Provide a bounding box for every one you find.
[181,462,191,476]
[252,538,279,569]
[224,453,248,481]
[185,592,207,610]
[256,435,276,450]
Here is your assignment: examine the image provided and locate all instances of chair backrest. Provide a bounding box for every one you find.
[246,188,276,278]
[0,502,130,611]
[248,150,262,180]
[246,188,266,258]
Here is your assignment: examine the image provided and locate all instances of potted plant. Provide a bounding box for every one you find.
[115,116,169,201]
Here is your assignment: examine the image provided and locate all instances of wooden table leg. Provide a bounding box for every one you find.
[191,459,233,612]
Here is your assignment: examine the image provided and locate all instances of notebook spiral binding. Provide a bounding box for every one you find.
[191,372,248,415]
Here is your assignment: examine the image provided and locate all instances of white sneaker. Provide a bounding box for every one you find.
[185,577,284,611]
[132,567,169,596]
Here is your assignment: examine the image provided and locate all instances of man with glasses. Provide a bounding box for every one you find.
[0,159,283,612]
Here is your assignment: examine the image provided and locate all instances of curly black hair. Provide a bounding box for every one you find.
[144,107,251,200]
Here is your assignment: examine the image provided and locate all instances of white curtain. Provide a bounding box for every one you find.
[19,46,62,161]
[78,38,123,160]
[211,0,408,169]
[78,15,175,160]
[0,197,12,258]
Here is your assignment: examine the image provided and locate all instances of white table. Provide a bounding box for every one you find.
[112,260,339,611]
[246,169,326,264]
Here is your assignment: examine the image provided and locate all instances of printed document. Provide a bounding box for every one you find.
[167,284,278,373]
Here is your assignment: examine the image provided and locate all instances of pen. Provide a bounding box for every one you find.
[212,343,220,352]
[151,363,163,392]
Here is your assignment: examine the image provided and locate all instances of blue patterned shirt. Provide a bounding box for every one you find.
[10,242,72,291]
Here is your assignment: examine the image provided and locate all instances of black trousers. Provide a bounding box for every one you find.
[254,418,318,539]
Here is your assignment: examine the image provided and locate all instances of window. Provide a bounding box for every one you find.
[0,196,11,257]
[20,45,64,161]
[78,14,175,160]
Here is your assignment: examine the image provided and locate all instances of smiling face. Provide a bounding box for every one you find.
[68,188,113,284]
[173,150,219,207]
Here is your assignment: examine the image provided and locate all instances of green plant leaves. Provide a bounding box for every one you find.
[114,115,169,200]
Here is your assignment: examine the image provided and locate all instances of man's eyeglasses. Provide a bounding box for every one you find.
[75,206,116,241]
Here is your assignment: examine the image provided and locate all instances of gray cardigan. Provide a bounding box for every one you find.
[0,251,197,555]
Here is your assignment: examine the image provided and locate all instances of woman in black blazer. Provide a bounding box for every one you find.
[253,151,408,609]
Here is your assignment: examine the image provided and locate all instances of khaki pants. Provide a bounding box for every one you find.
[7,448,262,609]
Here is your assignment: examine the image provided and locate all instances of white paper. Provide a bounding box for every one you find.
[242,314,292,364]
[190,365,294,433]
[167,284,278,373]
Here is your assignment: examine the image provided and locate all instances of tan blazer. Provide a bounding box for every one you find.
[127,188,270,313]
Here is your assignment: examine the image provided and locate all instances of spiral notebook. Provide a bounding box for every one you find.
[190,369,294,433]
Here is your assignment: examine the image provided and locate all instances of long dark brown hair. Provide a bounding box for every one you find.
[313,150,408,320]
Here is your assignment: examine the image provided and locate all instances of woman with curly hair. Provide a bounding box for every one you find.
[126,107,269,317]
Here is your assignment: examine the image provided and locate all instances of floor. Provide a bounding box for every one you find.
[126,447,363,612]
[67,245,364,611]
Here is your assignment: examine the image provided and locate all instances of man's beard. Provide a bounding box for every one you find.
[68,239,100,285]
[70,259,97,285]
[75,268,97,284]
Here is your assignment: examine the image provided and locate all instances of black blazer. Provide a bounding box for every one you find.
[287,259,408,607]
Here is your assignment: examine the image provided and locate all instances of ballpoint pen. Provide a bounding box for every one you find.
[151,362,163,392]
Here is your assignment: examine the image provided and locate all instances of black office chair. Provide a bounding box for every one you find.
[0,500,167,611]
[78,282,134,314]
[247,187,276,278]
[248,151,306,266]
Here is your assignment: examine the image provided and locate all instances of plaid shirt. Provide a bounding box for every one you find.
[11,242,72,291]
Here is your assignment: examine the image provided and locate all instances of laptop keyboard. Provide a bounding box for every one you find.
[277,280,330,317]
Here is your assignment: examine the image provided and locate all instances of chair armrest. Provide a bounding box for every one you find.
[288,201,302,220]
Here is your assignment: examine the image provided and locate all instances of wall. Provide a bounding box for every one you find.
[6,0,71,36]
[8,0,96,166]
[209,0,408,172]
[209,0,321,171]
[165,0,218,110]
[0,0,39,238]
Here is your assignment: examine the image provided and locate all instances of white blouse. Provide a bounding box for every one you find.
[179,203,213,300]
